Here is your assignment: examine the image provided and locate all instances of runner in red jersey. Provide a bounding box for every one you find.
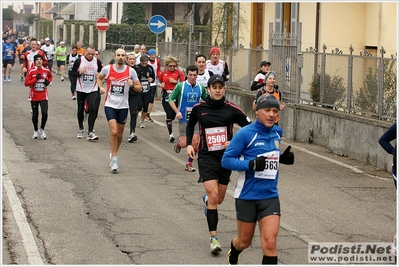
[22,38,48,75]
[158,54,185,142]
[24,54,53,140]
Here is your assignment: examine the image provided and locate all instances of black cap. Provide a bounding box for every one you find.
[140,55,149,62]
[33,54,44,62]
[260,61,271,67]
[207,75,225,87]
[256,94,280,110]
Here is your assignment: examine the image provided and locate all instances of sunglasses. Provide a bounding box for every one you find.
[168,65,176,68]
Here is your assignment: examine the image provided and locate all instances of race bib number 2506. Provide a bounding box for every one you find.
[205,126,227,151]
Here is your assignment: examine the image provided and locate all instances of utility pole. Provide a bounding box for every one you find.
[188,4,195,65]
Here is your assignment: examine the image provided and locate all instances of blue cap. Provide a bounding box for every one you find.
[148,49,156,56]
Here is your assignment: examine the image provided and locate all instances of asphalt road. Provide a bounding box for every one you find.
[2,70,397,265]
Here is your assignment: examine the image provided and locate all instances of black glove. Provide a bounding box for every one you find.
[249,156,266,171]
[43,79,50,86]
[35,74,41,79]
[274,84,279,90]
[280,146,294,165]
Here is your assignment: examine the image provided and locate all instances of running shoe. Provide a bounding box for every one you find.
[139,122,145,128]
[39,128,47,139]
[174,143,181,153]
[87,132,99,141]
[32,131,39,139]
[185,161,196,172]
[169,134,175,143]
[145,115,153,122]
[77,129,84,139]
[7,76,11,82]
[173,139,181,153]
[202,194,208,216]
[110,155,118,172]
[128,132,137,143]
[227,249,240,265]
[210,235,222,254]
[19,75,23,81]
[61,76,64,81]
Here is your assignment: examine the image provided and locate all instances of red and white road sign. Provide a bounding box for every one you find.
[96,17,109,31]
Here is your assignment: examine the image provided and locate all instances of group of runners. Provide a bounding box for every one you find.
[6,35,302,264]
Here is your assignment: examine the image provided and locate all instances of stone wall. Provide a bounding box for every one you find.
[225,88,395,172]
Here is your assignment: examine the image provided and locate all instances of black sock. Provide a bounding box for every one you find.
[166,120,173,135]
[262,255,277,264]
[206,209,218,232]
[229,240,243,264]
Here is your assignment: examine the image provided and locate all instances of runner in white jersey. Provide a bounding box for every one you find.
[41,38,55,72]
[97,48,142,172]
[135,44,147,65]
[195,54,214,87]
[146,48,161,122]
[66,45,81,99]
[70,45,103,140]
[205,46,230,82]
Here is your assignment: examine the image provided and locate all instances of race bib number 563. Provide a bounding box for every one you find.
[254,151,279,180]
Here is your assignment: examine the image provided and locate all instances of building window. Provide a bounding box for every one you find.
[275,3,298,35]
[152,3,175,21]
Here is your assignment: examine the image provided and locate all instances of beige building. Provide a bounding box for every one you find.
[216,2,397,56]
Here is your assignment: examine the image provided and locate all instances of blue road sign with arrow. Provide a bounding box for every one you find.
[148,15,167,34]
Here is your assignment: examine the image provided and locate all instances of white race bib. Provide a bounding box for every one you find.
[205,126,227,151]
[254,151,279,180]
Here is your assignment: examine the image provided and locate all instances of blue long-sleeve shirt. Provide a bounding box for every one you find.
[379,122,396,155]
[222,119,283,200]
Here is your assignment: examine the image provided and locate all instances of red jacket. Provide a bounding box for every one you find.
[25,66,53,101]
[158,69,185,91]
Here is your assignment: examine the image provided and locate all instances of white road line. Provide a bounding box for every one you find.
[285,142,364,173]
[2,161,45,265]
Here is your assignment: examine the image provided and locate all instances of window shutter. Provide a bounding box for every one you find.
[275,3,283,34]
[291,3,298,36]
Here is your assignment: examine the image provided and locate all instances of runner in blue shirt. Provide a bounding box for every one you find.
[2,36,15,82]
[168,64,207,172]
[222,94,294,265]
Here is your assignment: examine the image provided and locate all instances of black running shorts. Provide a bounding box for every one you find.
[197,158,231,185]
[235,197,281,223]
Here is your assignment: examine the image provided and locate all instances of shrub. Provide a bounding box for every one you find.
[355,68,378,113]
[355,60,397,118]
[310,73,346,107]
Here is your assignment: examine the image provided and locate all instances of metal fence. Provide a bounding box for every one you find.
[299,46,397,121]
[105,24,397,122]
